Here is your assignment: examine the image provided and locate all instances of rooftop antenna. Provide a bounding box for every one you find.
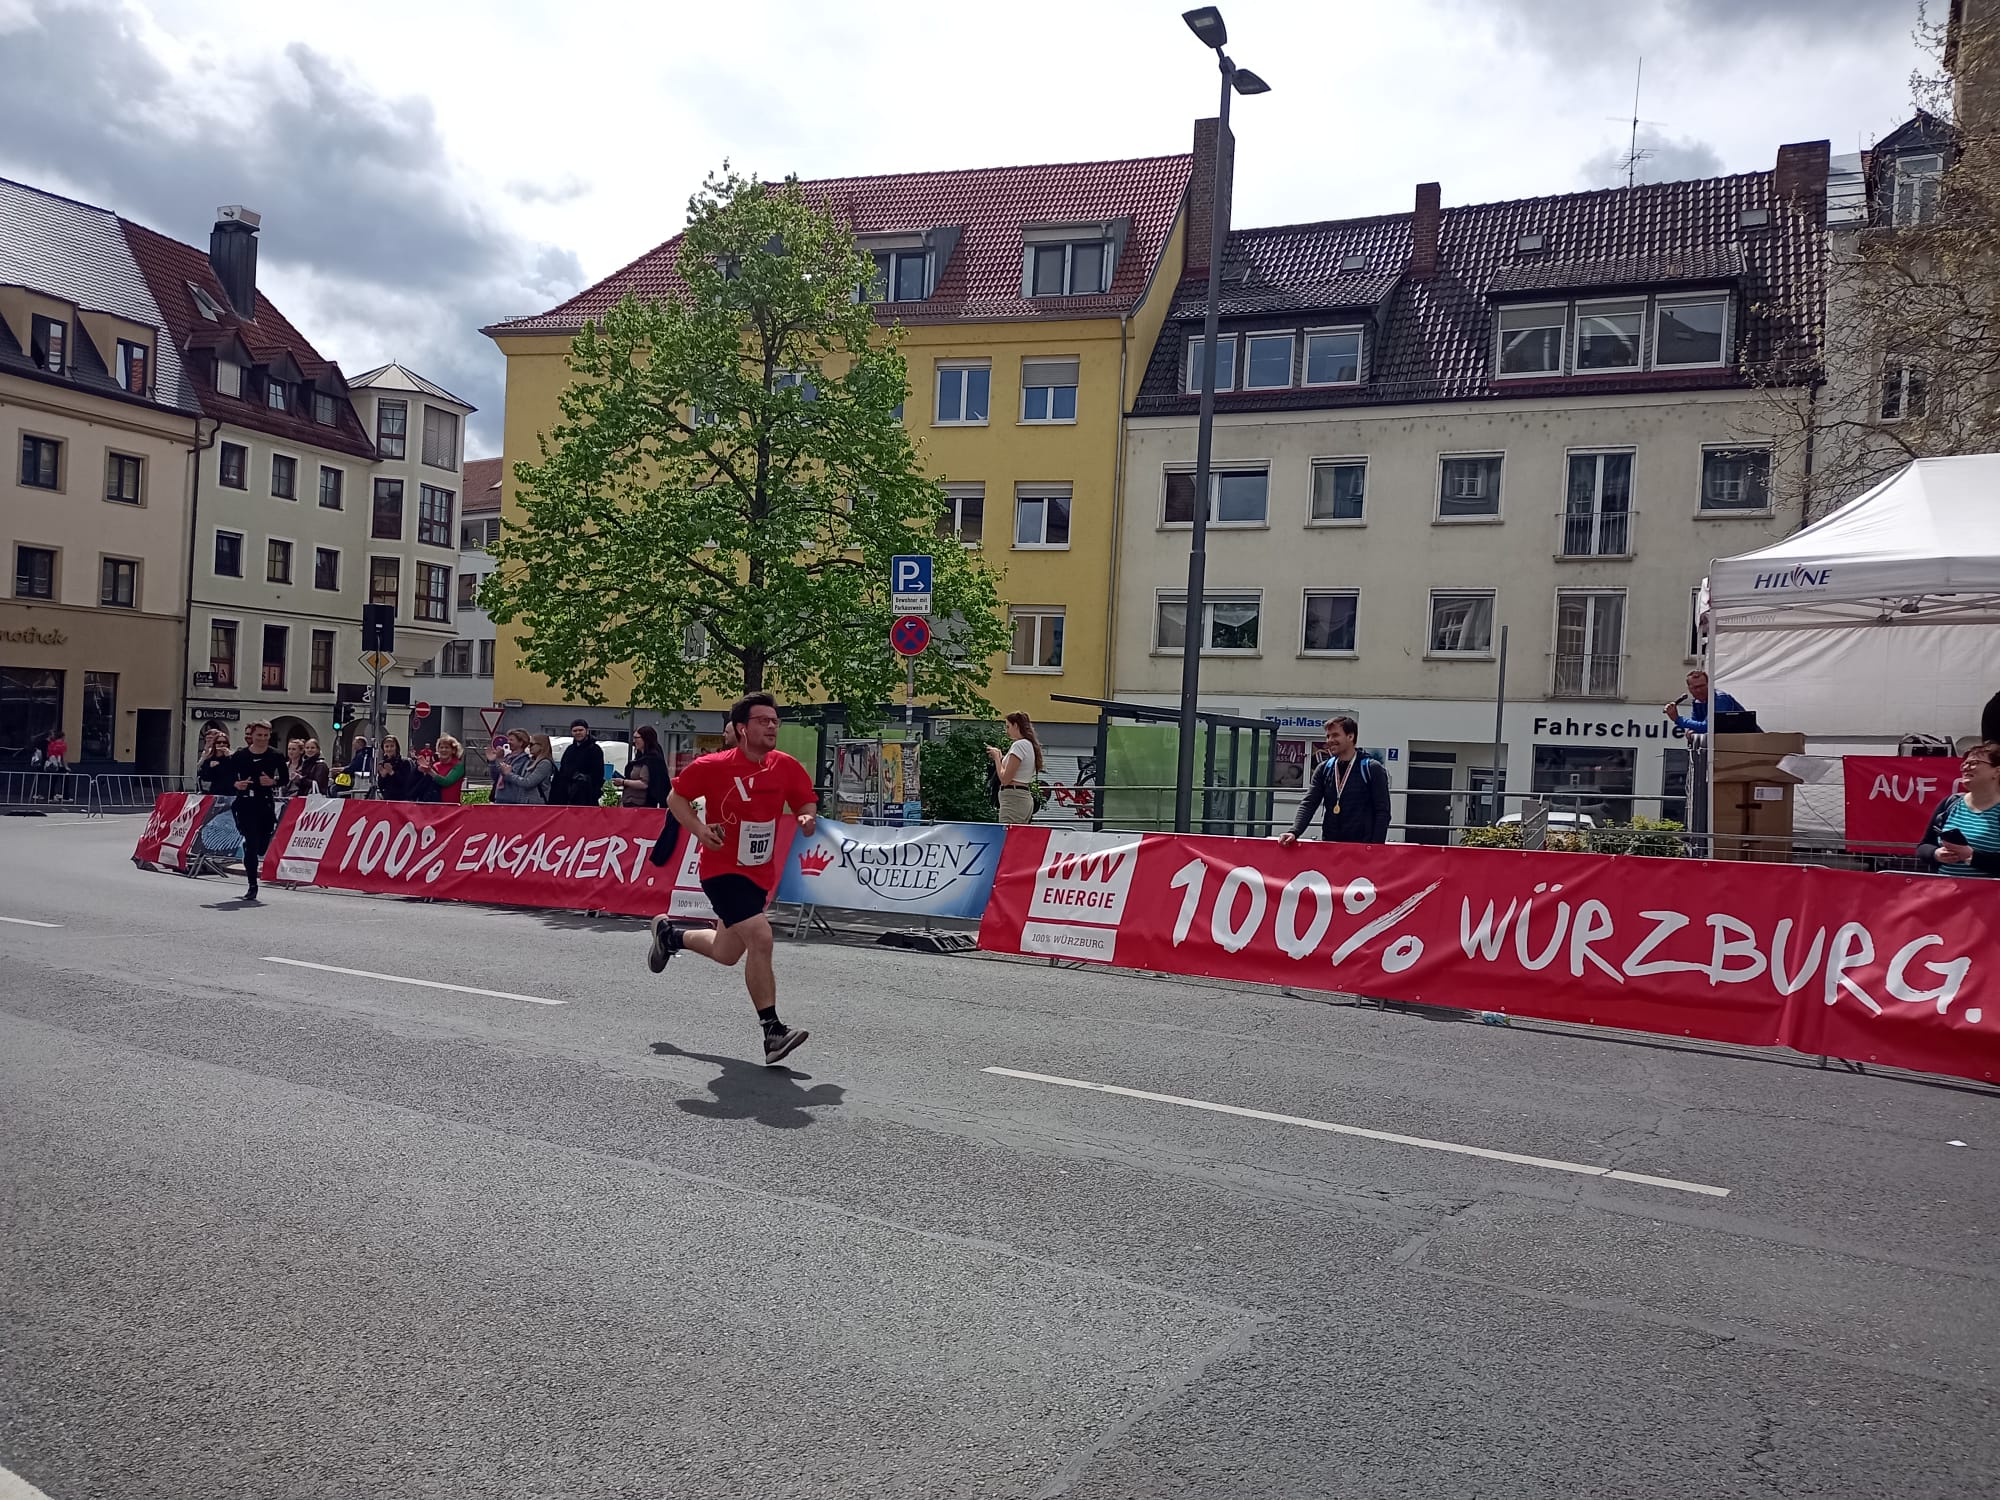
[1608,59,1668,188]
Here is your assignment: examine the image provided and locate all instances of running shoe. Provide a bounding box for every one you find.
[646,914,677,973]
[762,1027,809,1066]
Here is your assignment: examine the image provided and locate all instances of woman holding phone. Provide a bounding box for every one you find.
[1917,743,2000,877]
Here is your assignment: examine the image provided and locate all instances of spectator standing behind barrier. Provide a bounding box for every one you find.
[284,736,305,792]
[494,730,553,804]
[375,736,416,800]
[291,738,331,798]
[986,712,1045,825]
[1918,743,2000,877]
[223,721,286,901]
[617,726,670,809]
[1666,670,1745,739]
[43,728,67,801]
[428,736,467,804]
[1280,717,1392,847]
[196,729,235,795]
[344,735,374,782]
[553,719,605,806]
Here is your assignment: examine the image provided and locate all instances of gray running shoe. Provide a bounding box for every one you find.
[646,914,677,973]
[762,1027,809,1065]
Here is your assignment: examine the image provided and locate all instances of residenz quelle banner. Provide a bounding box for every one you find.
[774,819,1006,918]
[976,828,1999,1085]
[240,798,777,921]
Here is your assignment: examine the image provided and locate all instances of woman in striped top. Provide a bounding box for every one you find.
[1918,743,2000,878]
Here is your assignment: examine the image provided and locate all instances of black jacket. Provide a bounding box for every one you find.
[196,752,236,796]
[1917,793,2000,877]
[554,739,606,806]
[1289,752,1393,844]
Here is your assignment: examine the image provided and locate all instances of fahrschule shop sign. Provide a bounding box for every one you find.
[1533,715,1680,742]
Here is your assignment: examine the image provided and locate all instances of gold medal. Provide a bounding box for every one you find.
[1332,803,1341,815]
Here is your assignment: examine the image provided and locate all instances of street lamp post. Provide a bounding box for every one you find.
[1174,7,1268,834]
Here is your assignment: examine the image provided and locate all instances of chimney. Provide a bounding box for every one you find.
[1408,182,1442,279]
[1185,116,1235,273]
[1773,141,1830,224]
[209,205,262,319]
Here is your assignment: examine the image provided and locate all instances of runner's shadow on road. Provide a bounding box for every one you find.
[202,898,262,911]
[649,1041,845,1129]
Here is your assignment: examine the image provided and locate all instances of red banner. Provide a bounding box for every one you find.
[978,829,1999,1084]
[250,798,784,920]
[1844,756,1963,853]
[132,794,242,871]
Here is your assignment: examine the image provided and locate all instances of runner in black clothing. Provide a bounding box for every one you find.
[224,721,287,901]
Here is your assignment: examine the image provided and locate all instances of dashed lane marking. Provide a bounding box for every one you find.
[261,957,565,1007]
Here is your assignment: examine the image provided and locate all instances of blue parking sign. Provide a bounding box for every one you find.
[891,554,933,616]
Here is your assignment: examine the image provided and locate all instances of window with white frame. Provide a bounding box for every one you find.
[1156,591,1262,653]
[1881,360,1928,421]
[938,484,984,545]
[1309,459,1366,523]
[1553,590,1626,699]
[1653,295,1730,367]
[1008,607,1065,672]
[1437,454,1502,519]
[774,370,819,402]
[682,622,710,662]
[1183,334,1237,393]
[1301,590,1359,653]
[1893,152,1944,226]
[1013,485,1072,548]
[270,454,297,500]
[934,362,990,425]
[266,538,293,584]
[1561,452,1633,557]
[1242,333,1294,389]
[1026,239,1110,297]
[1573,300,1645,372]
[266,377,287,411]
[1428,591,1496,655]
[1495,304,1566,377]
[1699,446,1772,511]
[1162,465,1269,526]
[1020,358,1079,422]
[1304,328,1363,385]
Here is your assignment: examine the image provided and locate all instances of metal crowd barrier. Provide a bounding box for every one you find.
[88,773,201,817]
[0,769,91,813]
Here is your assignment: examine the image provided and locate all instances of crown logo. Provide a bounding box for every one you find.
[797,847,834,876]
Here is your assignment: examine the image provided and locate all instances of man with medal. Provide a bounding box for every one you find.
[1278,716,1393,848]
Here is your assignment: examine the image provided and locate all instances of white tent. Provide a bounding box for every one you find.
[1705,456,2000,747]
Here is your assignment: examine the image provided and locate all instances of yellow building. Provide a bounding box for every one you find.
[484,127,1212,765]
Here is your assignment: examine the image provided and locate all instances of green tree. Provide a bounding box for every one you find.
[483,167,1010,723]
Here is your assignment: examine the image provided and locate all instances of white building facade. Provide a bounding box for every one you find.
[1114,147,1825,836]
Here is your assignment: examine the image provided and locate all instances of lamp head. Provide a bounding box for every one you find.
[1183,6,1226,48]
[1232,67,1271,95]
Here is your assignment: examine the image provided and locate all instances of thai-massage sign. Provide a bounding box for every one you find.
[981,829,1997,1084]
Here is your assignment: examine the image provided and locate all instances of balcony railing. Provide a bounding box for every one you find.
[1551,652,1625,699]
[1559,508,1633,558]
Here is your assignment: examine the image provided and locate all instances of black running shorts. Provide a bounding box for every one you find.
[700,873,771,928]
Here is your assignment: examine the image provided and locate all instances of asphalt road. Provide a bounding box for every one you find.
[2,813,1997,1500]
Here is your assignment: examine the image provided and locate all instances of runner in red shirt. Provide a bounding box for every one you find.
[646,692,818,1063]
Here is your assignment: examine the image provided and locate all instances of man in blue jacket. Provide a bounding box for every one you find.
[1279,717,1393,846]
[1665,670,1745,736]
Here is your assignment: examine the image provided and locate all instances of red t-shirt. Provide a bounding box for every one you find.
[672,747,816,890]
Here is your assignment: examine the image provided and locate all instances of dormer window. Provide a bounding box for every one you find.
[1893,152,1944,226]
[30,315,65,374]
[1493,291,1732,379]
[216,357,243,397]
[871,249,930,303]
[117,340,149,395]
[313,390,337,426]
[1029,239,1107,296]
[267,378,288,411]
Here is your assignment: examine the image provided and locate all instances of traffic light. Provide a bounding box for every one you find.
[362,603,395,653]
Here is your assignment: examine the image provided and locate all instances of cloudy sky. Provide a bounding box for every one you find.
[0,0,1927,455]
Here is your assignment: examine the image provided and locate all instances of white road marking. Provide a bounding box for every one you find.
[0,917,61,928]
[261,958,565,1007]
[984,1066,1731,1198]
[0,1462,57,1499]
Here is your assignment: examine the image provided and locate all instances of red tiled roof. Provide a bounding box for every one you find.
[1136,167,1822,414]
[461,456,503,514]
[488,153,1193,336]
[119,217,379,459]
